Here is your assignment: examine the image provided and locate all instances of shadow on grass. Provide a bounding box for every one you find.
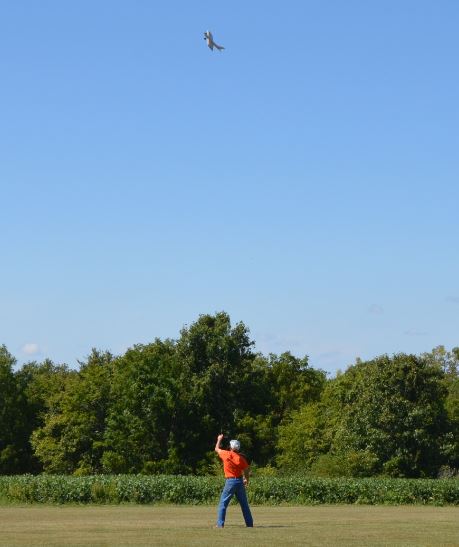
[253,525,292,528]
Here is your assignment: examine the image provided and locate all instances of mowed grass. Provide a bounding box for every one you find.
[0,505,458,546]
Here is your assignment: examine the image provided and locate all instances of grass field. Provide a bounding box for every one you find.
[0,505,458,546]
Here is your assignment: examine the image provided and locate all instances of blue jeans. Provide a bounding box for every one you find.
[217,478,253,527]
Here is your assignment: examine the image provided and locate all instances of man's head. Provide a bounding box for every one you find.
[229,439,241,452]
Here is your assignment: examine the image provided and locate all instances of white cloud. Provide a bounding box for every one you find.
[368,304,384,315]
[253,331,304,357]
[315,350,344,366]
[21,343,41,355]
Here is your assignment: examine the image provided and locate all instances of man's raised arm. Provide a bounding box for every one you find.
[215,433,224,453]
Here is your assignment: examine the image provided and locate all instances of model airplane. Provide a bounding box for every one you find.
[204,31,225,51]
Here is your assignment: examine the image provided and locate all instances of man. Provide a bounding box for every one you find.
[214,433,253,528]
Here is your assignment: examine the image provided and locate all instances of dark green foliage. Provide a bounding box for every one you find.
[330,354,449,477]
[103,339,179,473]
[276,403,332,471]
[242,353,326,466]
[277,352,457,478]
[30,350,114,474]
[171,312,257,472]
[15,359,75,473]
[0,346,30,474]
[421,346,459,469]
[1,313,458,478]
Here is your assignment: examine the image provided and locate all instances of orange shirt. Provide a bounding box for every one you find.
[217,449,249,478]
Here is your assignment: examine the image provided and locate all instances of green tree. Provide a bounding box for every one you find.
[421,345,459,377]
[16,359,75,472]
[421,346,459,470]
[329,354,449,477]
[276,402,331,471]
[172,312,257,472]
[0,345,29,473]
[31,349,114,474]
[102,339,178,474]
[239,352,326,467]
[265,352,326,420]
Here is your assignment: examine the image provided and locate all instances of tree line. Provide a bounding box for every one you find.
[1,312,458,477]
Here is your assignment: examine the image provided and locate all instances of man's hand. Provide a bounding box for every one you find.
[217,433,224,442]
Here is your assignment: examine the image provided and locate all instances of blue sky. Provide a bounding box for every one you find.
[1,1,458,375]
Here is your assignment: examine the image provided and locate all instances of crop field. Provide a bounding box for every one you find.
[0,505,458,546]
[1,475,458,505]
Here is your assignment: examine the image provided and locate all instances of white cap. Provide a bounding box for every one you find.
[230,439,241,451]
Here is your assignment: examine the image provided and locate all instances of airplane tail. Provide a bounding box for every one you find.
[215,44,225,51]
